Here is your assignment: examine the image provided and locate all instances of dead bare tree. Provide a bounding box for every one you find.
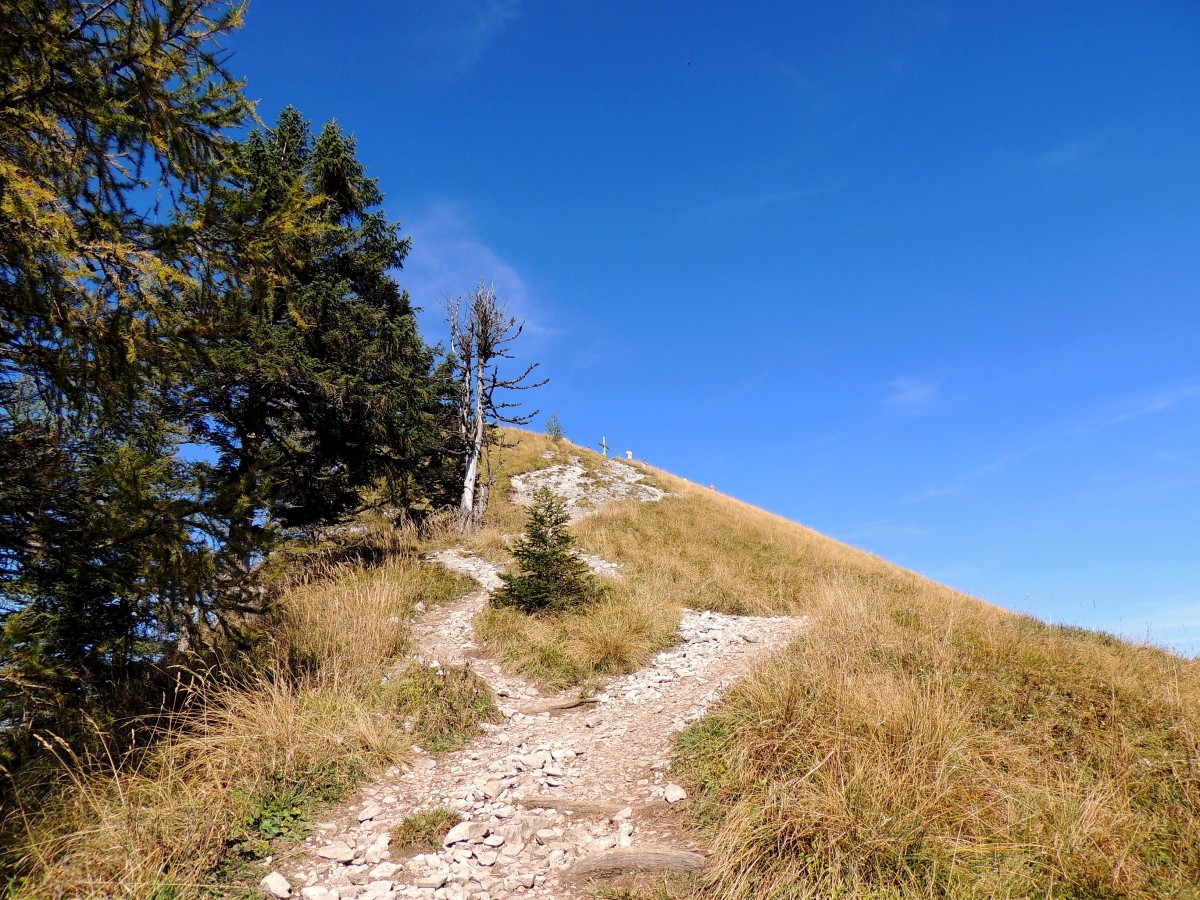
[445,281,547,531]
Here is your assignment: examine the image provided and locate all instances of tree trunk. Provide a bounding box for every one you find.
[458,355,487,530]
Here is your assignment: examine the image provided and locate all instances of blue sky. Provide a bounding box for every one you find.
[228,1,1200,654]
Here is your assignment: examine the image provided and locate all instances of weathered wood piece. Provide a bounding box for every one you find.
[519,695,599,716]
[564,847,707,878]
[516,795,623,817]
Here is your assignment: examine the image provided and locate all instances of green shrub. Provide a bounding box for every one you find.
[493,488,601,614]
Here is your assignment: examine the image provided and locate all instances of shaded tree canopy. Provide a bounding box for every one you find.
[0,0,250,737]
[180,107,458,570]
[0,6,462,746]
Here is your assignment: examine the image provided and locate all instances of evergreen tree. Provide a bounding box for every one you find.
[493,488,600,614]
[179,108,457,591]
[0,0,247,742]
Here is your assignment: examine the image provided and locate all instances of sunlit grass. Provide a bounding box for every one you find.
[2,556,479,898]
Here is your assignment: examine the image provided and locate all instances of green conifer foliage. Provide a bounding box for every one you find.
[0,0,247,745]
[181,108,458,559]
[493,489,600,614]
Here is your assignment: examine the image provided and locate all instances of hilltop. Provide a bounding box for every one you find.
[5,430,1198,899]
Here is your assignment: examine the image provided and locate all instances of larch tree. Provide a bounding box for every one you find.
[0,0,249,736]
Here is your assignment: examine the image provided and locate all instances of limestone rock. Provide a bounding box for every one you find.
[442,820,488,846]
[259,871,290,898]
[564,847,707,878]
[357,803,382,822]
[664,783,688,803]
[316,841,355,863]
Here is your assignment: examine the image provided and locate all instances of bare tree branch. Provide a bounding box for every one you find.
[443,281,546,531]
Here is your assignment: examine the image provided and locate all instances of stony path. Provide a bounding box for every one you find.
[264,477,806,900]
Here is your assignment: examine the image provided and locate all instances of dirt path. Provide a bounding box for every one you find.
[267,465,806,900]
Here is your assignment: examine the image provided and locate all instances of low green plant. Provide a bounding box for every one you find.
[228,783,307,859]
[493,488,602,614]
[393,807,462,851]
[390,664,501,752]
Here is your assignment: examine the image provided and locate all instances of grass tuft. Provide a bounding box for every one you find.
[476,585,678,690]
[389,663,502,752]
[393,807,462,852]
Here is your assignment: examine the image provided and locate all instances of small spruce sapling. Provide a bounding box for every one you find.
[545,413,565,444]
[493,488,600,614]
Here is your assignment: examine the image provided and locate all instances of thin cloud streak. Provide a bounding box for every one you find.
[1096,594,1200,658]
[681,183,840,221]
[400,0,521,81]
[402,201,556,344]
[885,377,939,412]
[1035,135,1100,173]
[913,380,1200,501]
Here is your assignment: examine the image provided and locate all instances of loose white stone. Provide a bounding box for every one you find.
[362,831,390,864]
[442,821,487,846]
[316,841,355,863]
[259,871,291,898]
[368,861,401,879]
[358,803,382,822]
[664,783,688,803]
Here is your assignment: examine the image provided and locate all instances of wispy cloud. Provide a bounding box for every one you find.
[402,201,554,342]
[885,377,939,412]
[400,1,521,81]
[914,380,1200,501]
[1036,135,1099,173]
[1094,383,1200,428]
[681,184,840,221]
[1098,594,1200,658]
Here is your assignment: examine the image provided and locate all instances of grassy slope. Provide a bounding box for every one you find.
[8,429,1197,899]
[470,433,683,690]
[551,444,1199,899]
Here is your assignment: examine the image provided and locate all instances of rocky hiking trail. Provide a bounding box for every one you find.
[266,460,806,900]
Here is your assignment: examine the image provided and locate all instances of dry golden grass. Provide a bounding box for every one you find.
[390,663,501,751]
[16,425,1193,899]
[672,573,1200,898]
[2,555,477,898]
[476,431,1200,897]
[572,470,934,618]
[476,583,679,690]
[449,430,684,688]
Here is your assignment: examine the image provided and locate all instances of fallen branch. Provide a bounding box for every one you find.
[564,847,708,879]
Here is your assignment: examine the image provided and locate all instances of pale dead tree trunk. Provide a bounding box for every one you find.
[445,281,547,532]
